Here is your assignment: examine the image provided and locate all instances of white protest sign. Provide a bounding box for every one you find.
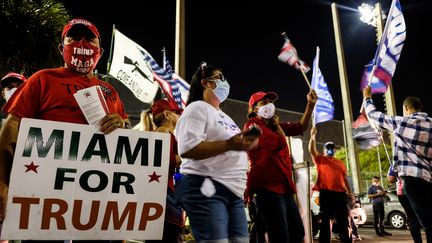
[2,118,170,240]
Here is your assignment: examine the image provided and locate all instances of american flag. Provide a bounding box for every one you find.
[138,50,189,109]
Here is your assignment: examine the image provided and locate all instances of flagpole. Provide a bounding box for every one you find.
[311,46,320,127]
[106,24,116,75]
[300,69,312,89]
[162,47,166,70]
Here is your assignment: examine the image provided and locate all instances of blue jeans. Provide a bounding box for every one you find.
[255,190,305,243]
[175,175,248,242]
[403,176,432,243]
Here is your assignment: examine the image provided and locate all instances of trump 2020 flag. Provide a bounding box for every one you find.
[311,47,334,125]
[278,33,310,73]
[360,0,406,93]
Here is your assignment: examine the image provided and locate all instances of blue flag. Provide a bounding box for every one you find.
[311,48,334,125]
[360,0,406,93]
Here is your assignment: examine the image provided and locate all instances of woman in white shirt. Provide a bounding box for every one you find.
[175,62,257,242]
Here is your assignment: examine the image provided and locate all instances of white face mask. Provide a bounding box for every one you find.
[4,87,17,101]
[212,79,230,103]
[257,103,275,119]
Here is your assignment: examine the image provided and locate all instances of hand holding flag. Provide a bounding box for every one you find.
[278,32,311,88]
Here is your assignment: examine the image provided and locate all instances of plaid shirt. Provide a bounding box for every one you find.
[364,98,432,183]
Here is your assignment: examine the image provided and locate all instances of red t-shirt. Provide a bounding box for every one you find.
[245,117,303,194]
[4,67,127,123]
[313,154,348,192]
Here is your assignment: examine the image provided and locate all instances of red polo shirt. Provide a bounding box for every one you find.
[245,117,303,194]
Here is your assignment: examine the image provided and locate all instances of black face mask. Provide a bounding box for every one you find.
[326,149,335,156]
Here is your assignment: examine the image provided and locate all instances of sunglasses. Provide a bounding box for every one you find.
[206,73,226,82]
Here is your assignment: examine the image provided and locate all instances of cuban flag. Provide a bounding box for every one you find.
[360,0,406,93]
[311,47,334,125]
[278,33,310,73]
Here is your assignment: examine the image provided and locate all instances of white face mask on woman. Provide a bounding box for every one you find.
[212,79,230,103]
[4,87,17,101]
[257,103,275,119]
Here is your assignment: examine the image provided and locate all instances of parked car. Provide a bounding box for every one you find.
[358,190,407,229]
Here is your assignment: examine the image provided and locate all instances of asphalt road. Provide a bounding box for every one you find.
[314,224,427,243]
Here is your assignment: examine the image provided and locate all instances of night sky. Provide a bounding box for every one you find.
[61,0,432,121]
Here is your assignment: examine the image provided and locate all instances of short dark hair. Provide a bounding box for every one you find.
[373,176,380,180]
[403,96,423,111]
[186,63,222,106]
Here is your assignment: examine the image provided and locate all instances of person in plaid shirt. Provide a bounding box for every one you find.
[363,85,432,242]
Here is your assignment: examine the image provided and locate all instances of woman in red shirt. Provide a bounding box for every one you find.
[244,90,317,243]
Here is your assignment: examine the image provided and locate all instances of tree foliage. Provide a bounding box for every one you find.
[0,0,70,77]
[335,143,393,192]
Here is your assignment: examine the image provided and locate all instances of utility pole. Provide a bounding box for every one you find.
[331,3,361,193]
[175,0,186,78]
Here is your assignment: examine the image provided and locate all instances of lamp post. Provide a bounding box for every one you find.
[358,2,397,117]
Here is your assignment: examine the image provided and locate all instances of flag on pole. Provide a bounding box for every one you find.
[140,49,189,109]
[360,61,388,93]
[163,53,190,108]
[360,0,406,93]
[107,29,189,108]
[352,110,382,150]
[278,33,310,73]
[311,47,334,125]
[107,29,159,103]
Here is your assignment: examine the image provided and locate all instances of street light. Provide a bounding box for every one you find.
[358,3,377,27]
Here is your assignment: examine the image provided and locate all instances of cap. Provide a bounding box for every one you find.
[248,91,278,107]
[151,100,183,117]
[324,141,335,150]
[62,18,100,40]
[1,72,26,88]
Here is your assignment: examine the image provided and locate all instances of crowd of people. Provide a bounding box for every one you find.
[0,17,430,243]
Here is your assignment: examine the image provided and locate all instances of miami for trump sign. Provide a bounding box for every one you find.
[2,118,170,240]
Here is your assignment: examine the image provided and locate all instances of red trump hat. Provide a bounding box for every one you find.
[248,91,278,107]
[62,18,100,40]
[151,99,183,117]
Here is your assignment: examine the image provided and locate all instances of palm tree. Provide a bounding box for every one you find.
[0,0,70,77]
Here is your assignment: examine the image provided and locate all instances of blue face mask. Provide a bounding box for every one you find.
[326,149,335,156]
[212,79,230,102]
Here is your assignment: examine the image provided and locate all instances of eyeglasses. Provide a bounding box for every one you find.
[206,73,226,82]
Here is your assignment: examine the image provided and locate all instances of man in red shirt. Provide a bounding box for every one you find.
[309,127,352,243]
[0,18,128,243]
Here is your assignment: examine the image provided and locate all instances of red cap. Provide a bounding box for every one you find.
[1,72,26,87]
[62,18,100,40]
[151,100,183,117]
[248,91,278,107]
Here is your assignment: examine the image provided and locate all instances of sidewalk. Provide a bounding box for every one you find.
[314,225,427,243]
